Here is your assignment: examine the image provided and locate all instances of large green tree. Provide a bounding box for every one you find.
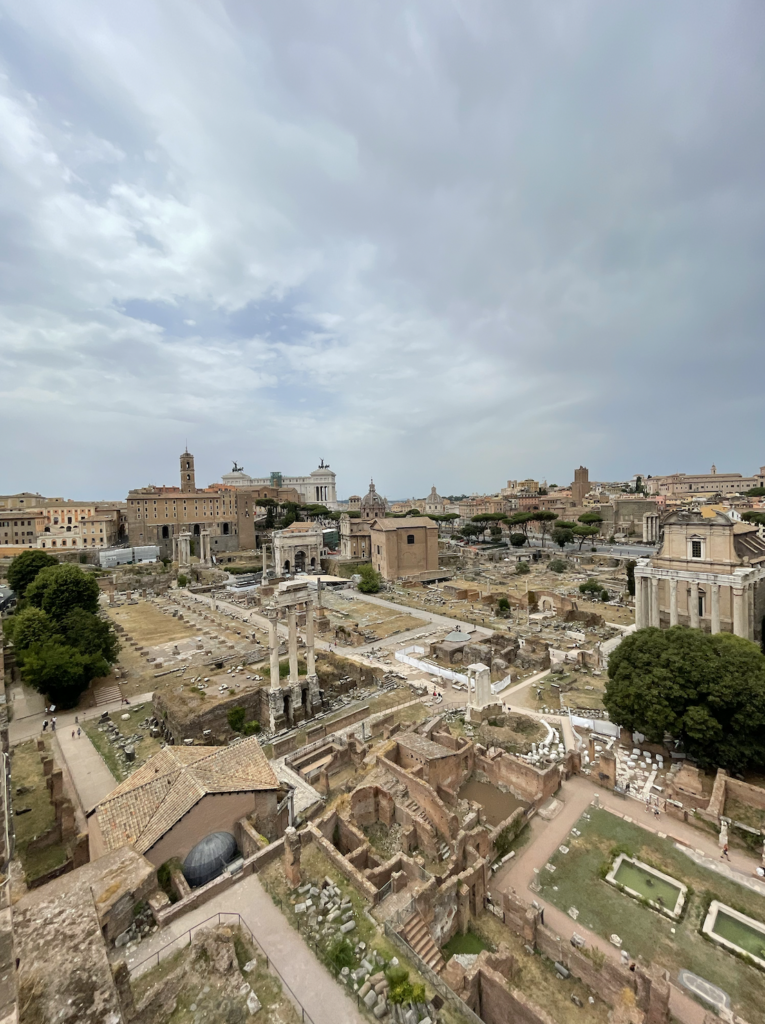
[20,642,108,710]
[572,524,600,550]
[59,607,120,662]
[357,564,382,593]
[26,564,100,619]
[3,606,61,650]
[6,550,58,598]
[604,626,765,770]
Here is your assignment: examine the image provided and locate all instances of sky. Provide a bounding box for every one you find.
[1,1,764,501]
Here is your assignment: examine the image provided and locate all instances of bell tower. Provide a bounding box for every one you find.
[180,449,196,493]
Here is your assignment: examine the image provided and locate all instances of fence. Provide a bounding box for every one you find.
[129,911,317,1024]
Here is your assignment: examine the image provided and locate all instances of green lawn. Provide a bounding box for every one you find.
[83,705,163,781]
[442,929,492,959]
[11,740,69,883]
[537,807,765,1024]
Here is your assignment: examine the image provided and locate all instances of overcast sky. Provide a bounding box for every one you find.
[1,2,764,501]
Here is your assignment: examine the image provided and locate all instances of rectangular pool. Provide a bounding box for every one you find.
[703,901,765,968]
[606,854,687,919]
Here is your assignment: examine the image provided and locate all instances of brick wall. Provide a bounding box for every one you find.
[379,753,459,839]
[475,748,560,805]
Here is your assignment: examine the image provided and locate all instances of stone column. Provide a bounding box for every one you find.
[733,586,746,637]
[711,584,721,634]
[305,598,316,678]
[287,607,299,685]
[650,578,660,628]
[689,581,699,629]
[635,577,645,629]
[669,578,678,627]
[267,610,280,690]
[748,582,755,641]
[283,826,302,888]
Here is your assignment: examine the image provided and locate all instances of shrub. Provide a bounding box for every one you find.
[515,562,530,575]
[357,564,383,593]
[510,533,527,547]
[228,706,246,732]
[579,579,602,595]
[497,597,510,612]
[328,937,355,971]
[549,559,567,573]
[177,574,188,587]
[386,965,419,1005]
[242,719,261,735]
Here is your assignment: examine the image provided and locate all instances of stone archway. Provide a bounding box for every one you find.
[284,559,291,573]
[295,550,306,572]
[539,596,555,612]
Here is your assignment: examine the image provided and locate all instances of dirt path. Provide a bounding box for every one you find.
[126,873,367,1024]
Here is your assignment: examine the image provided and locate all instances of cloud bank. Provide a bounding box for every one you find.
[1,1,764,498]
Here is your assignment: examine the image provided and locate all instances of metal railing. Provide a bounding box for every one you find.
[129,911,316,1024]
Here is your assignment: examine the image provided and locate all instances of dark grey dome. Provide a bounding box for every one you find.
[182,831,238,887]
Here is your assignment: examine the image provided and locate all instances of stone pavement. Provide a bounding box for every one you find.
[126,873,366,1024]
[56,720,119,812]
[9,690,154,745]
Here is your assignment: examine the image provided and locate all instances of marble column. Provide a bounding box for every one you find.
[650,578,660,628]
[689,581,700,629]
[642,576,651,628]
[305,599,316,678]
[733,586,746,637]
[669,578,679,627]
[287,607,299,685]
[711,584,721,634]
[749,583,755,640]
[635,577,645,629]
[267,610,280,690]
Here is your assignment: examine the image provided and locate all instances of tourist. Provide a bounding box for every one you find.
[42,720,48,732]
[71,730,75,740]
[721,843,730,860]
[77,727,81,738]
[51,717,56,731]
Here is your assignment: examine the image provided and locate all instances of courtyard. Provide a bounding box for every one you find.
[536,806,765,1024]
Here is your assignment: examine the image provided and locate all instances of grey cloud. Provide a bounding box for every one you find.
[0,0,764,498]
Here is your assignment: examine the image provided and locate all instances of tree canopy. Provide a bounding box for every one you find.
[8,564,119,709]
[357,564,382,593]
[551,527,574,549]
[603,626,765,770]
[6,550,58,598]
[26,564,100,619]
[573,524,600,549]
[577,512,603,526]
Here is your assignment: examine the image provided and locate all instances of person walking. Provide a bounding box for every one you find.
[77,727,81,738]
[721,843,730,860]
[51,717,56,732]
[42,720,48,733]
[71,730,75,740]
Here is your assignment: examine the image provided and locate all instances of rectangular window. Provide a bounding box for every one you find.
[691,540,702,558]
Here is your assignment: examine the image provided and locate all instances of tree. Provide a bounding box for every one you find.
[26,564,100,619]
[6,550,58,598]
[625,559,637,597]
[20,641,107,709]
[745,487,765,497]
[577,512,603,527]
[357,564,382,593]
[4,606,61,651]
[551,527,574,549]
[489,524,503,540]
[579,579,602,596]
[532,510,558,546]
[505,512,533,542]
[510,533,527,547]
[572,525,600,550]
[497,597,510,613]
[459,523,484,542]
[742,511,765,526]
[59,608,120,663]
[603,627,765,770]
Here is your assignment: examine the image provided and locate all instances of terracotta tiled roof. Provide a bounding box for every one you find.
[94,736,278,854]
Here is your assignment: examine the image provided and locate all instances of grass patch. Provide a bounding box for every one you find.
[83,705,163,781]
[10,739,68,883]
[442,929,492,959]
[537,807,765,1024]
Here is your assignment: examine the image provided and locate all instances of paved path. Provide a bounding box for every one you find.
[9,691,154,745]
[127,873,366,1024]
[345,591,494,636]
[56,720,119,811]
[490,774,764,1024]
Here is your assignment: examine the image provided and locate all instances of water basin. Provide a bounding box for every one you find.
[703,901,765,967]
[606,854,686,919]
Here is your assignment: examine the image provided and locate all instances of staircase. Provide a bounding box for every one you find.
[400,912,445,975]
